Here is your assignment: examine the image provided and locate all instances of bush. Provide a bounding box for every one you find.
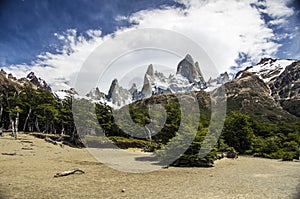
[282,152,294,161]
[222,112,255,153]
[283,141,298,152]
[267,149,284,159]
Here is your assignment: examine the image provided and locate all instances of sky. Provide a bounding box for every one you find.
[0,0,299,92]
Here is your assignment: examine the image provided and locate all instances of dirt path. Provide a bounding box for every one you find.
[0,133,299,199]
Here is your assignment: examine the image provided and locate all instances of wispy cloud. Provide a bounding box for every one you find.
[2,0,296,91]
[127,0,294,70]
[3,29,106,91]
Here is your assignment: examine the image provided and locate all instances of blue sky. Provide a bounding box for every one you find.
[0,0,184,65]
[0,0,299,91]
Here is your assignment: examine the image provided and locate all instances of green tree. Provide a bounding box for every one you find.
[222,111,255,153]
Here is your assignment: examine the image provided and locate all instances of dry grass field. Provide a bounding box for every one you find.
[0,133,300,199]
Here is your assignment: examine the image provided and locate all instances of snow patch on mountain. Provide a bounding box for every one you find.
[238,58,295,83]
[84,54,231,108]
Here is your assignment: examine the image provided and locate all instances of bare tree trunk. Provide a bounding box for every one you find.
[29,123,33,132]
[8,114,12,130]
[61,125,65,136]
[23,108,32,132]
[15,112,19,137]
[0,105,3,128]
[145,126,152,144]
[35,118,40,132]
[10,116,16,139]
[51,121,55,134]
[45,118,49,133]
[72,127,76,141]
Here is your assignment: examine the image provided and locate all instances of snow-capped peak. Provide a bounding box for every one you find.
[239,58,295,83]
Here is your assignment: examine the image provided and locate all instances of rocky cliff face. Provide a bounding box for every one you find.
[141,73,153,98]
[87,54,230,107]
[107,79,132,107]
[225,72,296,121]
[268,61,300,101]
[177,54,201,82]
[0,69,52,92]
[26,72,52,92]
[86,87,105,100]
[129,83,138,100]
[268,61,300,117]
[231,58,299,119]
[85,55,300,118]
[236,58,295,83]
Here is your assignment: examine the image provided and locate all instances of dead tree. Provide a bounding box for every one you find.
[23,108,32,132]
[54,168,85,177]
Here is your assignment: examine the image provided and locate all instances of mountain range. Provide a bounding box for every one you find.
[1,54,299,121]
[87,54,231,107]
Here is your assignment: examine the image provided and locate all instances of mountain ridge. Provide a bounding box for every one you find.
[87,54,230,107]
[1,55,299,120]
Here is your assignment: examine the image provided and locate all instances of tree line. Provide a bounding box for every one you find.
[1,84,299,164]
[0,85,75,139]
[95,95,300,164]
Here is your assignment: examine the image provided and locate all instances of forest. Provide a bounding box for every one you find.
[0,85,75,139]
[1,84,300,166]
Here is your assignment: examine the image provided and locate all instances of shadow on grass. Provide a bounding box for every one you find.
[293,183,300,199]
[0,190,8,199]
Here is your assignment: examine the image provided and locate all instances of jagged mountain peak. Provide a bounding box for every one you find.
[86,54,232,107]
[176,54,204,84]
[146,64,154,77]
[107,78,119,99]
[106,78,132,107]
[0,69,52,92]
[26,71,51,91]
[26,71,36,79]
[130,83,137,89]
[236,58,296,83]
[184,54,194,64]
[141,73,152,98]
[257,57,277,65]
[55,88,79,99]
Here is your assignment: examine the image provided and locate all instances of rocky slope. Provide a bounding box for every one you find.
[122,57,300,122]
[70,55,300,120]
[0,69,78,100]
[1,55,299,120]
[0,69,51,91]
[26,72,51,91]
[235,58,300,119]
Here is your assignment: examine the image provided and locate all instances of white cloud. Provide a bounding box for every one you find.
[261,0,294,19]
[127,0,293,72]
[3,0,295,92]
[115,15,129,21]
[3,29,106,91]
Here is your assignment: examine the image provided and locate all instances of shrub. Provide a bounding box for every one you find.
[282,152,294,161]
[222,112,255,153]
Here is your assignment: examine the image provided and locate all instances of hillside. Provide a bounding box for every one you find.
[0,57,300,166]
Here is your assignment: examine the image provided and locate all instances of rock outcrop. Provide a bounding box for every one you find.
[176,54,205,85]
[107,79,132,107]
[26,72,51,92]
[89,54,228,107]
[129,83,138,100]
[268,61,300,101]
[231,58,299,119]
[86,87,105,100]
[141,74,152,98]
[0,69,52,91]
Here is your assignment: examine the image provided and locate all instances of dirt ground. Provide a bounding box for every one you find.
[0,133,300,199]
